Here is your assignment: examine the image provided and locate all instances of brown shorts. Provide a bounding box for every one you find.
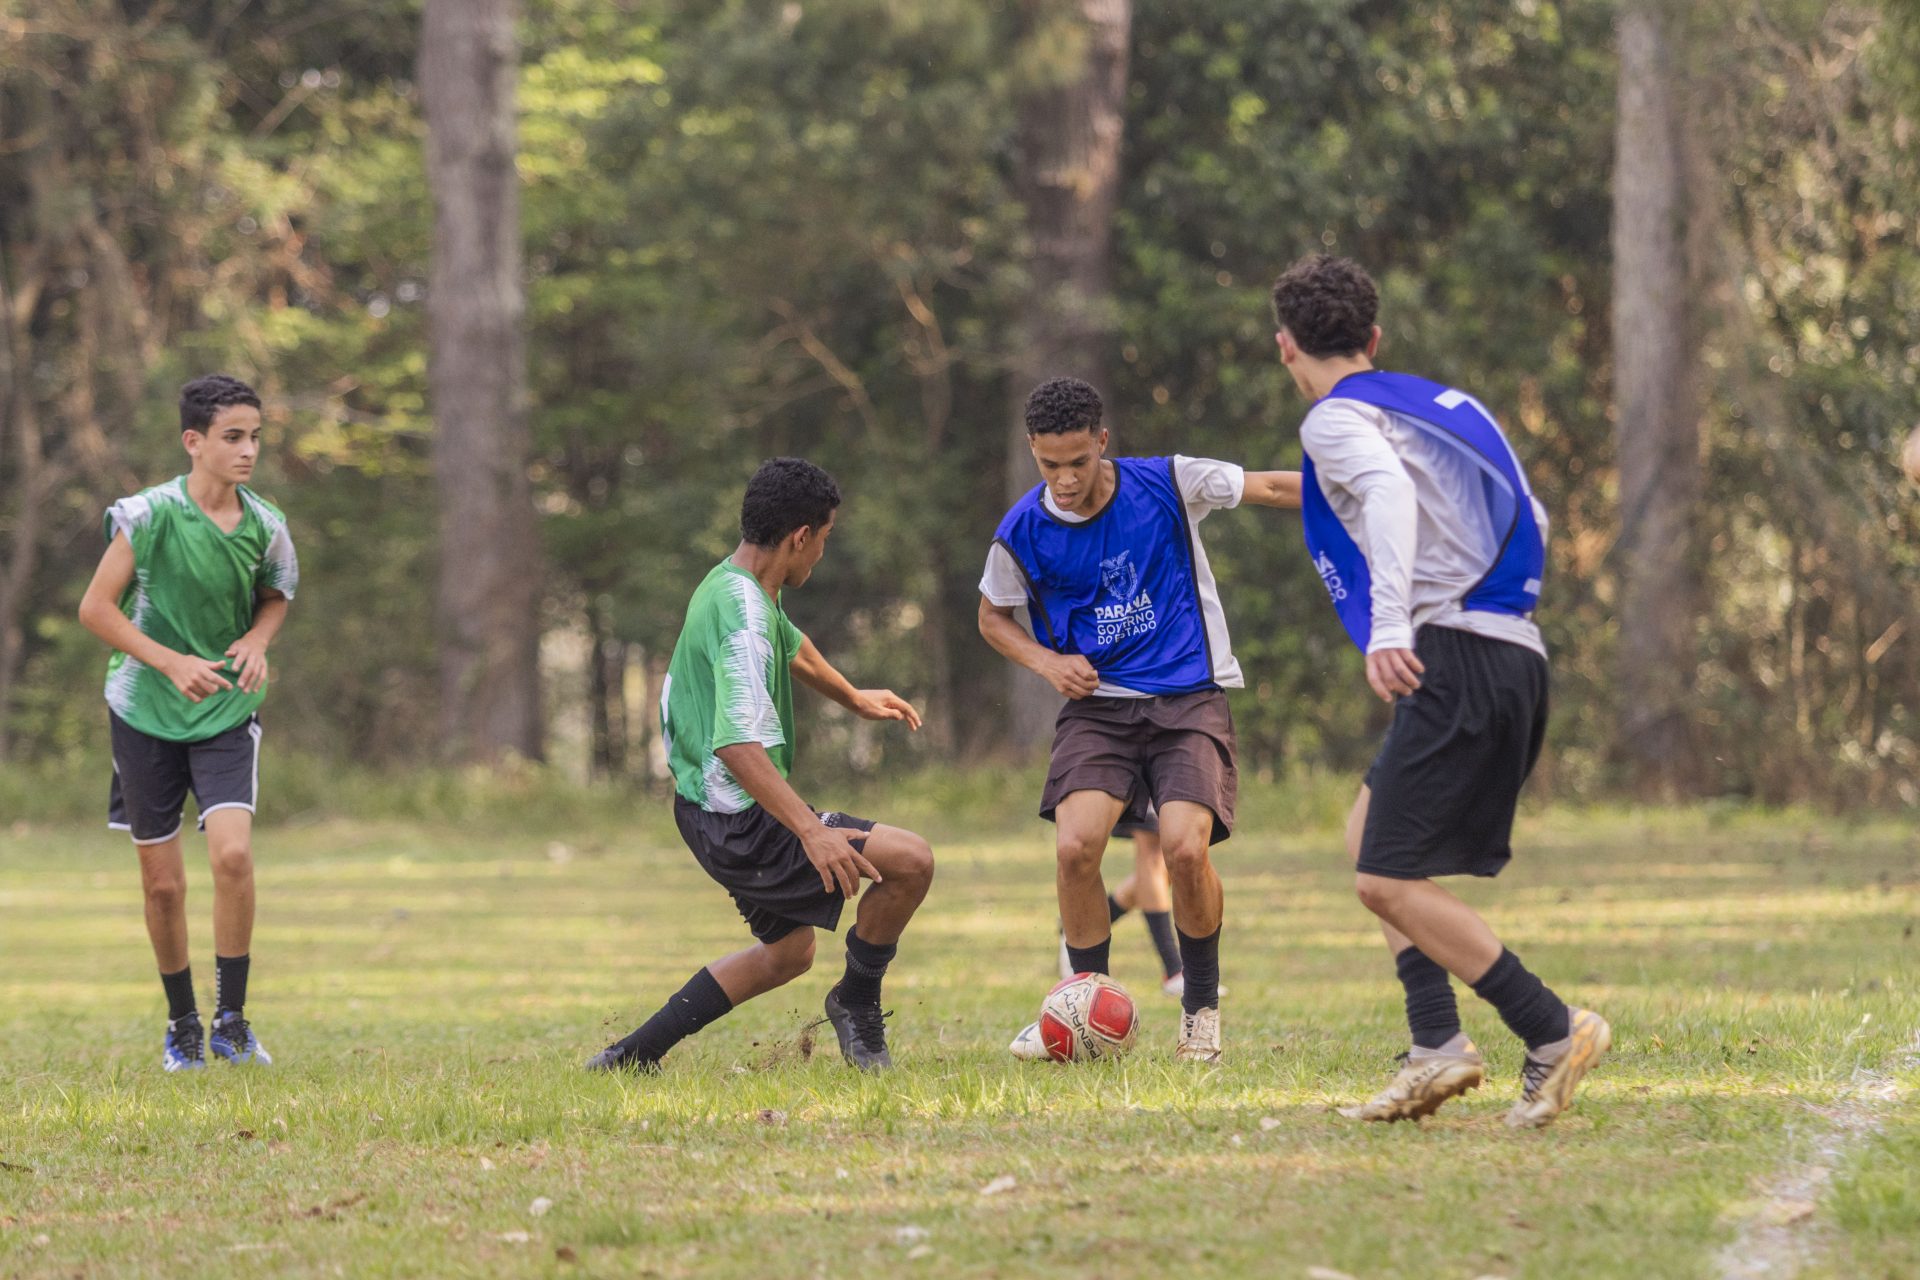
[1039,689,1237,845]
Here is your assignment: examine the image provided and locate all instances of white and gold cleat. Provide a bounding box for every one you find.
[1338,1036,1485,1122]
[1008,1020,1049,1062]
[1174,1007,1222,1063]
[1505,1008,1612,1129]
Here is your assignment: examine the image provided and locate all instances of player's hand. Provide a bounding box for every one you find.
[162,653,234,704]
[225,635,271,694]
[802,822,881,898]
[1365,648,1425,703]
[851,689,922,731]
[1042,654,1101,700]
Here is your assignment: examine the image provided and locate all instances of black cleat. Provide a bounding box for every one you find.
[823,985,893,1070]
[584,1042,660,1074]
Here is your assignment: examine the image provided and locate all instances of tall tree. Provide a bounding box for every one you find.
[1002,0,1132,752]
[1611,0,1701,796]
[419,0,544,762]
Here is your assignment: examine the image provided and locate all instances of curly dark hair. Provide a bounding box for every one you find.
[179,374,261,433]
[1023,376,1103,436]
[740,457,842,547]
[1269,255,1379,358]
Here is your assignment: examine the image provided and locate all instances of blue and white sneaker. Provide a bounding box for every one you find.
[208,1011,272,1065]
[163,1013,206,1072]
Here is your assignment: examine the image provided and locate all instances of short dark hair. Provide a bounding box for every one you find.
[1023,376,1103,436]
[740,457,841,547]
[1269,255,1379,358]
[179,374,261,433]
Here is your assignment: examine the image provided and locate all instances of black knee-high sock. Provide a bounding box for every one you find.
[1107,894,1128,923]
[215,954,250,1016]
[1469,948,1570,1051]
[837,928,896,1008]
[613,968,734,1064]
[1065,936,1111,976]
[161,966,197,1022]
[1394,947,1460,1049]
[1176,926,1220,1014]
[1143,911,1180,980]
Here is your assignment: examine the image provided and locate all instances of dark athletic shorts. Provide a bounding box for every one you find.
[108,711,262,845]
[673,796,876,944]
[1359,625,1549,880]
[1039,689,1236,845]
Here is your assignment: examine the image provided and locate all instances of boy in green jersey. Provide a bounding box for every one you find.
[77,375,298,1072]
[587,458,934,1073]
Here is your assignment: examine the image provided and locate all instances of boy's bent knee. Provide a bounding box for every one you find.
[1056,828,1106,877]
[1354,872,1411,915]
[209,844,254,881]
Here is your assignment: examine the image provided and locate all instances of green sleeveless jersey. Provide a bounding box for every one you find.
[102,477,299,742]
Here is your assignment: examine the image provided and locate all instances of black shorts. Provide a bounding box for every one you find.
[1111,804,1159,838]
[1039,689,1236,844]
[1359,625,1549,880]
[108,711,262,845]
[673,796,876,944]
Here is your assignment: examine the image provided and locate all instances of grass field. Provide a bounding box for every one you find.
[3,785,1918,1278]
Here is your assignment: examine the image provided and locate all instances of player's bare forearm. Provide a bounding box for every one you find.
[1242,469,1303,509]
[978,596,1100,699]
[243,593,290,647]
[714,741,819,836]
[978,598,1056,678]
[791,635,860,710]
[714,739,878,895]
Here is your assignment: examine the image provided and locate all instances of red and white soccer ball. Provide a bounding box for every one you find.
[1038,972,1139,1062]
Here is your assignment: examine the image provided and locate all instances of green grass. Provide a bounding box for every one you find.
[2,788,1918,1278]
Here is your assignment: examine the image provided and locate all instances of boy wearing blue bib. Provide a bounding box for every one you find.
[979,377,1302,1063]
[1271,254,1610,1127]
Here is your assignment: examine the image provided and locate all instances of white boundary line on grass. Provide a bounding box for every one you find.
[1713,1025,1920,1280]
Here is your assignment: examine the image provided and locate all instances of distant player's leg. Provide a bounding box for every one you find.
[822,822,935,1069]
[111,713,204,1071]
[1338,785,1483,1122]
[1158,800,1225,1062]
[203,807,269,1064]
[190,715,270,1064]
[1129,831,1187,994]
[1054,789,1127,975]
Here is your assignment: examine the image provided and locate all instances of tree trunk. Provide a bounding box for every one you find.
[1002,0,1131,755]
[420,0,545,763]
[1611,0,1701,796]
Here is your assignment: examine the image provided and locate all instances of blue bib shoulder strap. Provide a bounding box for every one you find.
[1299,370,1547,652]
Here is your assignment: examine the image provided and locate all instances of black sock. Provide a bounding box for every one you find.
[1469,948,1571,1051]
[1107,894,1128,923]
[1143,910,1180,980]
[215,953,250,1016]
[161,966,197,1022]
[1176,926,1221,1015]
[614,967,734,1065]
[1394,947,1461,1049]
[837,928,897,1008]
[1064,936,1111,976]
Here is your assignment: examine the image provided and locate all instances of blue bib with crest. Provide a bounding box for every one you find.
[994,457,1217,695]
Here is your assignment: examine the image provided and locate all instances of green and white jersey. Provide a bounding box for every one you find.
[661,560,805,813]
[102,477,299,743]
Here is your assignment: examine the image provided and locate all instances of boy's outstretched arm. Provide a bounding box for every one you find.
[77,533,233,704]
[790,634,922,730]
[1241,469,1303,509]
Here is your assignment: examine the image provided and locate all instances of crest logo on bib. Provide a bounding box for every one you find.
[1100,551,1139,603]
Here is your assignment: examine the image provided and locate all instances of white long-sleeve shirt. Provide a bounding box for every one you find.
[1300,397,1546,658]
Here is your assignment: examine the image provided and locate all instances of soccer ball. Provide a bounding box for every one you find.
[1037,972,1139,1062]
